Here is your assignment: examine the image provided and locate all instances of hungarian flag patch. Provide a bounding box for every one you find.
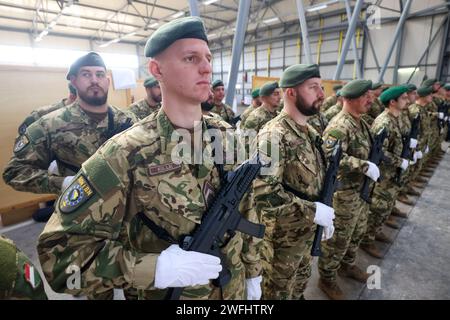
[24,262,37,289]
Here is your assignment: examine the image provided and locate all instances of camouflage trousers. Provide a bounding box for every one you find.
[291,253,312,300]
[318,189,369,282]
[362,178,400,245]
[0,236,47,300]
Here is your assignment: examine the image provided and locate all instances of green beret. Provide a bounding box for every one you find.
[404,83,417,92]
[68,83,77,95]
[260,81,279,96]
[332,84,343,92]
[422,78,437,87]
[280,64,321,88]
[144,16,208,58]
[66,52,106,80]
[251,88,260,98]
[340,79,372,99]
[143,76,158,88]
[417,86,433,97]
[381,87,389,92]
[371,82,383,90]
[212,79,224,89]
[444,84,450,91]
[379,85,409,105]
[336,90,341,97]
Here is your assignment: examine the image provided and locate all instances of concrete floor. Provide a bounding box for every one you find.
[1,150,449,300]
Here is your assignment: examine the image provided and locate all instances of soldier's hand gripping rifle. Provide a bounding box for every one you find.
[395,114,420,185]
[166,153,266,300]
[360,128,388,203]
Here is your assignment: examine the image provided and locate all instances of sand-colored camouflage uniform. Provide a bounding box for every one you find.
[323,103,343,122]
[321,95,338,112]
[240,105,258,128]
[210,102,235,124]
[128,99,161,120]
[307,112,329,135]
[37,109,260,300]
[362,98,384,126]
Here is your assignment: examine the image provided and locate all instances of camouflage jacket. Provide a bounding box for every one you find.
[18,98,69,135]
[37,109,259,300]
[408,103,431,151]
[363,98,384,126]
[321,95,337,112]
[3,102,137,195]
[425,99,440,131]
[323,110,372,191]
[323,103,343,122]
[307,112,329,135]
[371,110,404,179]
[210,102,235,124]
[399,109,412,136]
[252,111,326,299]
[241,105,278,133]
[239,105,258,128]
[128,99,161,120]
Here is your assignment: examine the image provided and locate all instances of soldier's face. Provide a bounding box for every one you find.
[352,91,372,114]
[294,78,324,116]
[72,66,109,107]
[407,91,417,104]
[147,85,162,103]
[151,38,212,104]
[267,89,281,107]
[213,85,225,101]
[397,93,409,110]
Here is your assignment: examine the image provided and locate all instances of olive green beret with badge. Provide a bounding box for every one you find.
[143,76,158,88]
[144,16,208,58]
[339,79,372,99]
[379,85,409,105]
[212,79,224,89]
[280,63,321,88]
[422,78,437,87]
[251,88,260,98]
[405,83,417,92]
[417,86,433,97]
[259,81,279,96]
[66,52,106,80]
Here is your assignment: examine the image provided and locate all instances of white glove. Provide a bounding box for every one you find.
[322,225,335,241]
[424,145,430,154]
[48,160,60,176]
[246,276,262,300]
[61,176,75,190]
[314,202,335,228]
[409,138,418,149]
[154,245,222,289]
[400,158,409,170]
[415,150,423,160]
[364,161,380,182]
[439,112,444,119]
[441,141,450,152]
[444,116,448,121]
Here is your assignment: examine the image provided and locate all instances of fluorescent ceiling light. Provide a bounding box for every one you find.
[208,33,217,38]
[149,22,159,28]
[40,30,49,37]
[124,32,137,37]
[49,20,57,28]
[99,38,120,48]
[263,17,279,24]
[203,0,219,5]
[306,4,328,12]
[171,11,185,19]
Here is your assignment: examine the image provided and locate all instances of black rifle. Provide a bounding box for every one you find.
[166,154,266,300]
[230,115,241,126]
[360,128,388,203]
[311,142,343,256]
[394,114,420,185]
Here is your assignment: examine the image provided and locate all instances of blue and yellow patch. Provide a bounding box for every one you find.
[14,135,29,153]
[60,175,95,214]
[325,136,338,148]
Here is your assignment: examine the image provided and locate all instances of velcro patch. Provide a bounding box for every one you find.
[148,163,182,176]
[13,135,29,153]
[59,174,95,214]
[325,136,338,148]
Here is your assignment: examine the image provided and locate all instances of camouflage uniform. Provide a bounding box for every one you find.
[0,235,47,300]
[323,103,343,122]
[398,108,414,193]
[18,98,69,135]
[362,98,384,126]
[307,112,329,135]
[321,95,337,112]
[3,102,137,195]
[432,96,447,149]
[318,110,372,282]
[362,110,404,245]
[424,100,440,154]
[239,105,258,128]
[253,111,326,300]
[128,99,161,120]
[210,102,235,124]
[242,106,278,133]
[37,109,260,300]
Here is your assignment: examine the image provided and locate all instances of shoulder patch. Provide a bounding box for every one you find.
[14,135,30,153]
[325,135,338,148]
[59,174,95,214]
[327,129,345,140]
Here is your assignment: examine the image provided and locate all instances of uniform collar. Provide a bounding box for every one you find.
[67,101,112,128]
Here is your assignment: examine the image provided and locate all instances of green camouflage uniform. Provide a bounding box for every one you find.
[362,110,404,245]
[424,100,440,154]
[3,102,137,195]
[362,98,384,126]
[18,98,69,135]
[37,109,260,300]
[432,96,447,148]
[323,103,343,122]
[0,235,47,300]
[242,106,278,133]
[307,112,329,136]
[398,109,414,192]
[253,111,326,300]
[321,95,337,112]
[318,110,372,282]
[239,105,258,128]
[128,99,161,120]
[210,102,235,124]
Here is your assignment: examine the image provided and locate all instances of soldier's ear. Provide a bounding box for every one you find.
[149,59,162,82]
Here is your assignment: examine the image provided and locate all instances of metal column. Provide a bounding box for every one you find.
[188,0,199,17]
[436,13,450,80]
[333,0,364,80]
[295,0,312,64]
[377,0,412,82]
[225,0,251,107]
[344,0,362,79]
[393,0,405,84]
